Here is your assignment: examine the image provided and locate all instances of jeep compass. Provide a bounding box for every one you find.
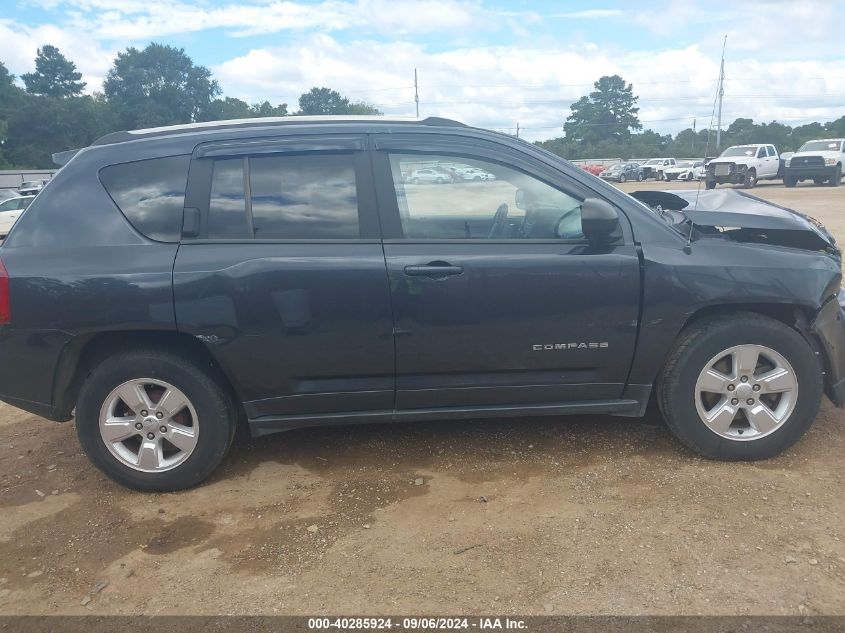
[0,116,843,491]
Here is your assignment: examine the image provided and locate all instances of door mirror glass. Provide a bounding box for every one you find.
[581,198,619,241]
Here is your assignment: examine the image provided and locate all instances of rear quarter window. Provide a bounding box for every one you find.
[99,155,190,242]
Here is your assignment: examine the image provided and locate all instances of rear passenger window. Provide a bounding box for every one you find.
[99,155,189,242]
[204,154,360,240]
[249,154,359,239]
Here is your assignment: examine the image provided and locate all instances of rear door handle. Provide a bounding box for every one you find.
[404,262,464,277]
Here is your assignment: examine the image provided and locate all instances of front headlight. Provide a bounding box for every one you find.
[785,159,791,167]
[826,158,837,165]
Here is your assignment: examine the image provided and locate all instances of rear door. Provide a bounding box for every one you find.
[372,133,641,410]
[174,135,395,421]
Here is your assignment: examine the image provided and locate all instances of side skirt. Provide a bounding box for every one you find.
[248,398,647,437]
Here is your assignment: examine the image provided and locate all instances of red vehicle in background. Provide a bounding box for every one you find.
[580,164,605,176]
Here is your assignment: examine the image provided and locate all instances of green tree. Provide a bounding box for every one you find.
[564,75,641,145]
[21,45,86,98]
[103,43,220,129]
[202,97,289,121]
[297,87,382,115]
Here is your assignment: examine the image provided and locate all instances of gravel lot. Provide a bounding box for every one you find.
[0,179,843,616]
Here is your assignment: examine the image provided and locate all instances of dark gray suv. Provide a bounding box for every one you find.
[0,116,843,491]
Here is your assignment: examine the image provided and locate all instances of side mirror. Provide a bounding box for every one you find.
[581,197,620,241]
[515,189,526,210]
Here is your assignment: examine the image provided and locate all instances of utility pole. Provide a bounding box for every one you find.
[515,121,519,139]
[692,118,696,154]
[716,35,727,150]
[414,68,419,118]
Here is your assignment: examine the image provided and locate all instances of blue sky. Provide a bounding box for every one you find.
[3,0,845,140]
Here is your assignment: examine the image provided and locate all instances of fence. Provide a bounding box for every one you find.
[0,169,58,191]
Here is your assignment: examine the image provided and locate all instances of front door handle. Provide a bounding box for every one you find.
[404,261,464,277]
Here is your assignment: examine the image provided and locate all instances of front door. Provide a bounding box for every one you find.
[174,136,395,421]
[372,135,641,410]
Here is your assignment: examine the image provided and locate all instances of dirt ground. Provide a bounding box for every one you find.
[0,179,844,616]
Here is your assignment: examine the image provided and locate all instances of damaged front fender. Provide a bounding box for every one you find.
[811,296,845,407]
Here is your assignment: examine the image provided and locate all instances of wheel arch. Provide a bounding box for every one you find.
[51,330,243,422]
[674,301,829,390]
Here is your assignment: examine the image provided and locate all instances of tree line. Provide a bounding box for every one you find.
[0,43,380,169]
[536,74,845,160]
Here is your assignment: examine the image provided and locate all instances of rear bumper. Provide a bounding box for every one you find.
[811,297,845,407]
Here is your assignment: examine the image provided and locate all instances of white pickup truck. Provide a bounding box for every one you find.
[784,139,844,187]
[705,144,780,189]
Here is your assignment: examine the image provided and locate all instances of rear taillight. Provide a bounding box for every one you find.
[0,258,10,324]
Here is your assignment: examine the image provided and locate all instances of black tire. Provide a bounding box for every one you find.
[784,174,797,188]
[658,314,822,461]
[829,164,842,187]
[637,173,643,182]
[814,177,825,186]
[705,179,716,190]
[742,168,756,189]
[75,349,235,492]
[619,174,626,183]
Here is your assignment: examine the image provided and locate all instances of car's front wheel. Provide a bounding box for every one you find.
[829,164,842,187]
[76,349,235,491]
[658,314,822,460]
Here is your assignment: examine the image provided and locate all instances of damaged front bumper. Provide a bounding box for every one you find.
[811,294,845,407]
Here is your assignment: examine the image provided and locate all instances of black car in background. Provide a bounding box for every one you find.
[0,116,842,491]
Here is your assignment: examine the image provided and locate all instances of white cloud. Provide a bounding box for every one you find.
[551,10,623,19]
[213,36,845,141]
[33,0,484,39]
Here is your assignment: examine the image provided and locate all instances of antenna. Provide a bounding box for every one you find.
[688,34,728,250]
[516,121,520,138]
[414,68,420,118]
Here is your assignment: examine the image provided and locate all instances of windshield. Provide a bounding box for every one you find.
[720,146,758,157]
[799,140,843,152]
[674,161,694,168]
[644,159,662,166]
[604,163,622,171]
[19,182,39,188]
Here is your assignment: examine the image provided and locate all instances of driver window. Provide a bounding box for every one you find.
[388,153,584,240]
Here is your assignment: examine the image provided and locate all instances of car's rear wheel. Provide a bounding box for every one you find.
[76,349,235,491]
[705,179,716,190]
[658,314,822,460]
[619,174,626,183]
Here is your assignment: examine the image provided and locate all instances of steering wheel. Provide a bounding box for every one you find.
[553,207,582,239]
[488,203,509,238]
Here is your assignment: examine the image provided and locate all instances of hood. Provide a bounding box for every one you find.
[791,149,843,159]
[630,188,838,253]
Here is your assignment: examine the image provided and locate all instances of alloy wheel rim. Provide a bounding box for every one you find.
[98,378,199,472]
[694,344,797,441]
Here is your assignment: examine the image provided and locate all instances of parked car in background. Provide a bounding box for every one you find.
[0,195,34,238]
[457,166,496,181]
[664,160,706,182]
[17,180,49,196]
[0,190,19,202]
[599,162,642,183]
[705,144,780,189]
[580,164,605,176]
[409,168,451,184]
[784,139,844,187]
[641,158,676,180]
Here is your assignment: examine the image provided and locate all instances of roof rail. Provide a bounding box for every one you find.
[91,115,468,147]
